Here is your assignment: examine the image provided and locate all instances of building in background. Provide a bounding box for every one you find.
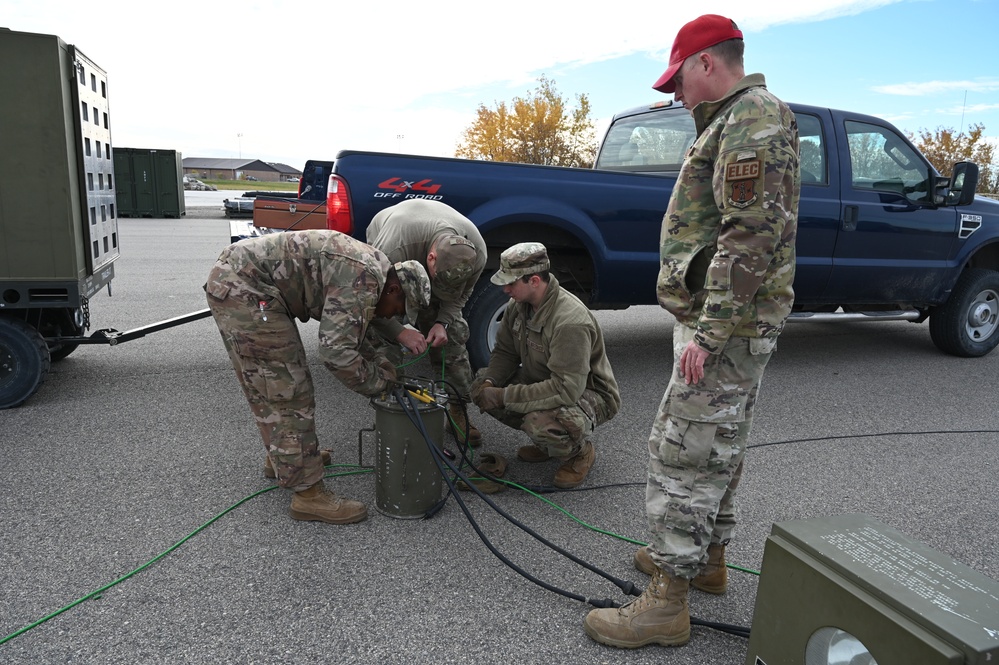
[181,158,301,183]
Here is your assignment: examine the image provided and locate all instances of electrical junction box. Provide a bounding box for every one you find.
[746,514,999,665]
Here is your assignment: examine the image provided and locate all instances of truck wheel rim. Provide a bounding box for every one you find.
[966,288,999,342]
[0,345,12,384]
[486,302,508,352]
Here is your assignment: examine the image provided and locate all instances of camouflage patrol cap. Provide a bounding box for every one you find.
[434,234,478,285]
[490,242,550,285]
[394,260,431,311]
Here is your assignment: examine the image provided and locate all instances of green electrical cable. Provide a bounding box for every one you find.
[395,346,430,369]
[488,477,762,577]
[406,345,760,577]
[0,467,371,646]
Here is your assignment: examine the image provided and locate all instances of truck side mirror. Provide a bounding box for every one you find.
[946,162,979,206]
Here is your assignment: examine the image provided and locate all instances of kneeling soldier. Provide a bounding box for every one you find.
[470,243,620,488]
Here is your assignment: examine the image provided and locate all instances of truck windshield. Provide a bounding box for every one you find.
[595,110,695,172]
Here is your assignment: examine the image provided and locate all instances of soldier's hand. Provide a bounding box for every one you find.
[397,327,428,354]
[469,377,495,404]
[377,357,397,384]
[475,386,504,413]
[679,341,709,385]
[426,322,448,348]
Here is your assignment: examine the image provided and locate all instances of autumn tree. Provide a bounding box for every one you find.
[456,76,596,168]
[910,124,997,194]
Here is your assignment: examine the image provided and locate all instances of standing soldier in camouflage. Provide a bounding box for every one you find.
[205,231,431,525]
[470,243,620,490]
[365,199,488,447]
[585,14,799,648]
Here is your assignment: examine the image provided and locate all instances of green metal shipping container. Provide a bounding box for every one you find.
[113,147,186,218]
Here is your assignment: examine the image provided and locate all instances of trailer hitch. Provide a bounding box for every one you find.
[46,308,213,346]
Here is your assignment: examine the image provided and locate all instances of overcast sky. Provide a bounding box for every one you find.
[4,0,998,170]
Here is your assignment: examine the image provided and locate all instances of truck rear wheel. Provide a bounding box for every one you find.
[929,268,999,357]
[463,280,510,370]
[0,317,52,409]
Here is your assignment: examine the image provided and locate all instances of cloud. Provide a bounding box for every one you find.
[3,0,918,166]
[872,79,999,96]
[941,102,999,116]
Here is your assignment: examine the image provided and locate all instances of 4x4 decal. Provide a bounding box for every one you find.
[377,177,441,194]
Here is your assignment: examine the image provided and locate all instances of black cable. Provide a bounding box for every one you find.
[748,428,999,449]
[392,388,756,639]
[392,388,633,608]
[691,617,751,639]
[432,378,472,452]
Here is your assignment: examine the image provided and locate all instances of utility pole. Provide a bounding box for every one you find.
[237,133,243,160]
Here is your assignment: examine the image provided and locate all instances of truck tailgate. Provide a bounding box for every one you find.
[252,197,327,231]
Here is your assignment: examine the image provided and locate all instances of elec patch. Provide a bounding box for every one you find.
[725,156,760,208]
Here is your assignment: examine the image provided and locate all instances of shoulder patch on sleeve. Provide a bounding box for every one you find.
[724,151,761,208]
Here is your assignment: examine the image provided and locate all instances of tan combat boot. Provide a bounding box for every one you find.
[263,450,332,479]
[691,543,727,594]
[517,444,551,463]
[584,566,691,648]
[553,441,595,489]
[289,482,367,525]
[448,402,482,448]
[634,543,728,595]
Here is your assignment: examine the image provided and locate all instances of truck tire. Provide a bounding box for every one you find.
[0,317,52,409]
[929,268,999,357]
[463,280,510,370]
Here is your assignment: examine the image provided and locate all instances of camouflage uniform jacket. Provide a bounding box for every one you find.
[657,73,799,353]
[483,276,621,416]
[216,230,392,396]
[365,199,486,338]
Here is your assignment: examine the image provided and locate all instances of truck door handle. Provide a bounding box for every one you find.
[842,205,858,232]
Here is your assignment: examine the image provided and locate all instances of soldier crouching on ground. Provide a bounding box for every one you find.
[204,230,430,525]
[468,243,620,491]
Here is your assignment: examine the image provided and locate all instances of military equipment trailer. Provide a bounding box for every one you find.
[0,28,210,410]
[0,28,119,407]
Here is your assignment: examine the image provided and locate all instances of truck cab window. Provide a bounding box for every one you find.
[797,114,826,184]
[845,120,929,200]
[595,111,695,172]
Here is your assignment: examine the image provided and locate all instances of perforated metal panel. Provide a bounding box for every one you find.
[69,45,119,273]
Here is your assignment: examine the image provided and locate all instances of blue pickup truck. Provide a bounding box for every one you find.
[251,100,998,367]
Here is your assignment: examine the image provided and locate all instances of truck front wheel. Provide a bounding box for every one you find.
[463,281,510,370]
[0,317,52,409]
[929,268,999,357]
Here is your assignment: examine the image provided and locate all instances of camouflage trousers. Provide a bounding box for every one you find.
[206,258,337,492]
[646,323,774,580]
[476,371,612,458]
[375,300,475,398]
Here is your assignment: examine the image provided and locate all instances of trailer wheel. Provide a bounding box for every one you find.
[929,268,999,357]
[0,317,52,409]
[463,279,510,371]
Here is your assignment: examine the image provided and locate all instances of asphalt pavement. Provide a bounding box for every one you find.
[1,212,997,664]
